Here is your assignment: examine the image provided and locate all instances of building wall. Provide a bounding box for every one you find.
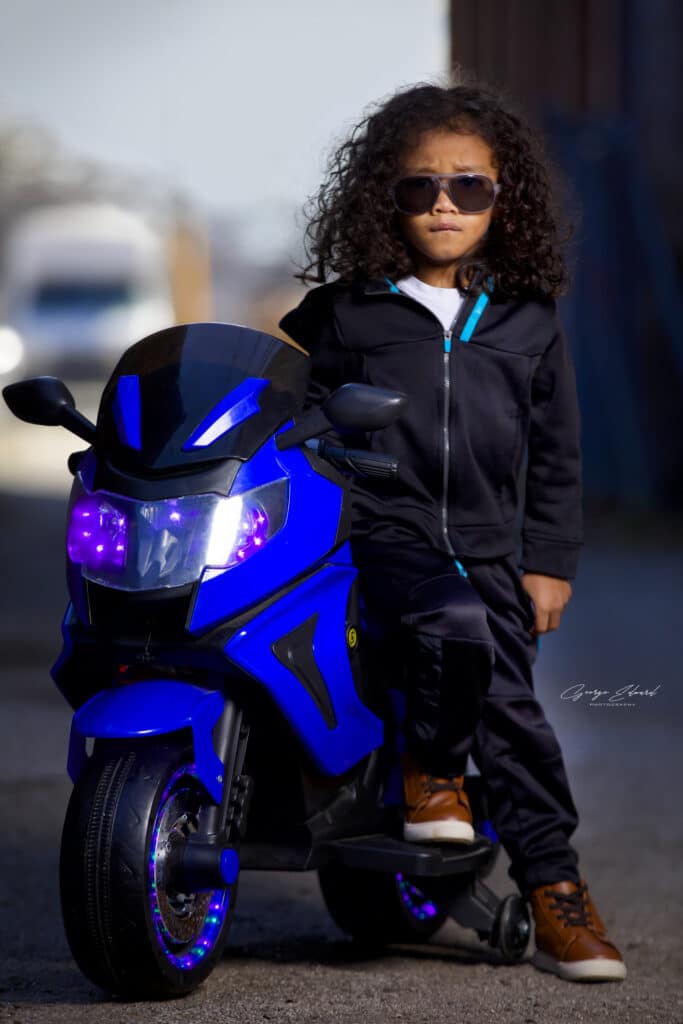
[449,0,683,254]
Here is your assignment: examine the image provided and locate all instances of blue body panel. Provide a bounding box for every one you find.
[51,604,76,694]
[189,438,343,631]
[183,378,268,450]
[77,449,97,490]
[224,563,384,775]
[58,365,382,793]
[67,681,225,802]
[329,540,353,566]
[112,374,142,450]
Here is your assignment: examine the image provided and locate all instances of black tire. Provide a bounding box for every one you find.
[490,894,531,962]
[60,737,237,998]
[318,864,448,945]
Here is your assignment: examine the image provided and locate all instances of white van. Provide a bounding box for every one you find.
[1,202,175,380]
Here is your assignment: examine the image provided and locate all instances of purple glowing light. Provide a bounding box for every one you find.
[232,503,269,565]
[67,493,128,570]
[395,872,439,922]
[148,765,230,971]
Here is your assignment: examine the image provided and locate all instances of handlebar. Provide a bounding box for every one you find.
[305,439,399,480]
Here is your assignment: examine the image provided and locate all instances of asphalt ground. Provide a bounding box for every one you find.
[0,490,681,1024]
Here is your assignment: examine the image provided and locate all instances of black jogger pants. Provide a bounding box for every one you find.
[350,527,582,898]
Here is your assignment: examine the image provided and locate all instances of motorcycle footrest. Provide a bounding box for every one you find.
[319,833,494,876]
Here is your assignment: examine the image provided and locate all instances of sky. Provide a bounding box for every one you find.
[0,0,449,260]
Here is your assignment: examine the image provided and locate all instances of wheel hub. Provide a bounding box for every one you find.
[153,790,212,943]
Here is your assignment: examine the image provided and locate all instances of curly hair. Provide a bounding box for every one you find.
[297,82,572,299]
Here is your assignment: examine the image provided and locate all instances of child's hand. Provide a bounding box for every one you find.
[520,572,572,636]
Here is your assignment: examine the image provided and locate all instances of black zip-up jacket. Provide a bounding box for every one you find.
[279,276,584,580]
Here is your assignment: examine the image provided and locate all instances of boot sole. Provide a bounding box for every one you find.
[403,820,475,843]
[532,949,627,981]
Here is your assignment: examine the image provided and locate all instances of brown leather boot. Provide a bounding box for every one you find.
[529,879,626,981]
[401,752,474,844]
[579,877,608,938]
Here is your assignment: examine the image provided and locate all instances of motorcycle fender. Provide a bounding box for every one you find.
[67,680,225,802]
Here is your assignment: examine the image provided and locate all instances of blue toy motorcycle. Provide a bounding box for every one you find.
[3,322,530,999]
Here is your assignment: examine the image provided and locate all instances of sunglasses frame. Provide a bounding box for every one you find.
[389,173,502,215]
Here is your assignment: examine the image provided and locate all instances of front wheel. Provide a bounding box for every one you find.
[60,737,236,998]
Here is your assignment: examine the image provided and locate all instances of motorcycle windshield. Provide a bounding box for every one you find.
[67,475,289,591]
[95,322,310,472]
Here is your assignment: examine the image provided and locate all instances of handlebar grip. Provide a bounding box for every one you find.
[308,440,399,479]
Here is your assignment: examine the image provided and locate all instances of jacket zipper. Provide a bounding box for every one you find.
[441,299,473,556]
[382,280,483,557]
[441,330,455,556]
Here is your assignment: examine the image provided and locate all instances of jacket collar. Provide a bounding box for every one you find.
[362,269,493,297]
[361,278,396,296]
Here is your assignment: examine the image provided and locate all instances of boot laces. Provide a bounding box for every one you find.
[545,885,591,928]
[424,776,463,795]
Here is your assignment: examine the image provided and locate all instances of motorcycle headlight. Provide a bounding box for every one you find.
[67,493,128,570]
[67,477,289,591]
[204,489,277,568]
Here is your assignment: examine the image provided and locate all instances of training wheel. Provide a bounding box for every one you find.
[490,894,531,962]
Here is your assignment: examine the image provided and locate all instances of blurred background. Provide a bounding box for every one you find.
[452,0,683,519]
[0,1,682,1014]
[0,0,680,508]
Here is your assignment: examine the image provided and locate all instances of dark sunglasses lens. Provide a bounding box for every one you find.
[393,177,437,214]
[449,175,495,212]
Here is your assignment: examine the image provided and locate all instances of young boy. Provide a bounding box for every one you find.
[279,82,626,982]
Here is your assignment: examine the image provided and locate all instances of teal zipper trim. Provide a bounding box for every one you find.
[454,559,468,578]
[459,291,490,342]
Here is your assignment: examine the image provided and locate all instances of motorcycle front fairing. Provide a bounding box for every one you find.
[53,323,384,799]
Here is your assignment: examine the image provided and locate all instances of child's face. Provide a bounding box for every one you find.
[397,129,498,286]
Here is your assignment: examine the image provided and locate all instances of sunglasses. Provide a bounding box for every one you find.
[390,173,502,215]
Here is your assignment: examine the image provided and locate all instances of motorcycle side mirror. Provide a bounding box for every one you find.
[3,376,96,443]
[324,384,407,431]
[276,383,407,450]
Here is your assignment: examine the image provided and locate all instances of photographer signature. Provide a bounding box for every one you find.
[560,683,661,705]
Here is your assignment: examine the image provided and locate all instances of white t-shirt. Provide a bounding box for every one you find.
[395,274,465,333]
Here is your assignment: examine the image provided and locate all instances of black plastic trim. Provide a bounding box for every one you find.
[86,580,195,638]
[240,832,493,874]
[272,614,337,728]
[92,455,242,500]
[300,444,352,547]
